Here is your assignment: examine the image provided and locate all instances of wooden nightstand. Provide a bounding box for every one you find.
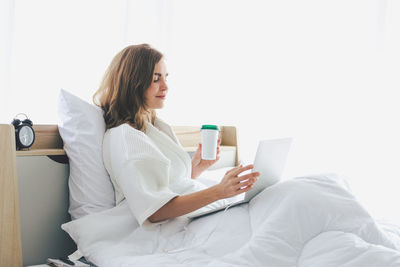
[0,125,76,267]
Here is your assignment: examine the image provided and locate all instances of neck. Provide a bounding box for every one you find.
[144,109,156,125]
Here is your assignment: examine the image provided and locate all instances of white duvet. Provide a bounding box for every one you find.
[62,173,400,267]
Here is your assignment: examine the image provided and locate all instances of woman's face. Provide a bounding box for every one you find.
[145,60,168,110]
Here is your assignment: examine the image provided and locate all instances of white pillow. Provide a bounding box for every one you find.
[61,201,140,263]
[58,89,115,220]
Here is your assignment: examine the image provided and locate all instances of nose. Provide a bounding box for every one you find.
[160,78,168,91]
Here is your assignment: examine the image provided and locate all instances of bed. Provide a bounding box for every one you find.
[2,122,400,267]
[0,122,239,267]
[1,90,400,267]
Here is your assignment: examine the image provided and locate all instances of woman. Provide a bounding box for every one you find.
[87,44,399,266]
[93,44,260,228]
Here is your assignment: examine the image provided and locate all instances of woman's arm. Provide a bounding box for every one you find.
[148,164,259,223]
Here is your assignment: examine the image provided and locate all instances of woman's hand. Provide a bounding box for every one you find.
[191,139,221,179]
[149,164,259,223]
[215,164,260,199]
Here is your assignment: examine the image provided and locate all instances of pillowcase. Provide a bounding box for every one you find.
[61,201,139,264]
[58,89,115,220]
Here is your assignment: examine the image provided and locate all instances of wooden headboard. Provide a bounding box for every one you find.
[0,124,239,267]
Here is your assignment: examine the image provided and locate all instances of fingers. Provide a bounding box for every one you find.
[225,164,253,177]
[230,164,255,177]
[235,171,260,182]
[219,164,260,198]
[234,172,259,189]
[237,183,255,194]
[236,173,258,187]
[225,164,243,175]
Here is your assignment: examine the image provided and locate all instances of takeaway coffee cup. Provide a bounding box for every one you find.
[201,125,219,160]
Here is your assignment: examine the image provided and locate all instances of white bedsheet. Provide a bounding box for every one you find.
[62,173,400,267]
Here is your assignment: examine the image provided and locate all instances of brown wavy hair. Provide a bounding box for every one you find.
[93,44,163,131]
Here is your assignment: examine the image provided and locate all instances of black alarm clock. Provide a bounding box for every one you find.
[11,113,35,150]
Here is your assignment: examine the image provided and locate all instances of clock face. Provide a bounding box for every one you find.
[18,125,34,147]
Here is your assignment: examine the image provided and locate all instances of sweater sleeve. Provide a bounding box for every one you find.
[113,125,179,229]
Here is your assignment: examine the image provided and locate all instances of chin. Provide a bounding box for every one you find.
[152,104,164,109]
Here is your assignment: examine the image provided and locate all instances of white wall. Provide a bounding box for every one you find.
[1,0,400,223]
[162,0,400,224]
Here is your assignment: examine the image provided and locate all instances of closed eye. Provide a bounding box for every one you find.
[154,73,168,82]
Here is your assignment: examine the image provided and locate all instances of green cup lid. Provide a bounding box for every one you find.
[201,125,219,131]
